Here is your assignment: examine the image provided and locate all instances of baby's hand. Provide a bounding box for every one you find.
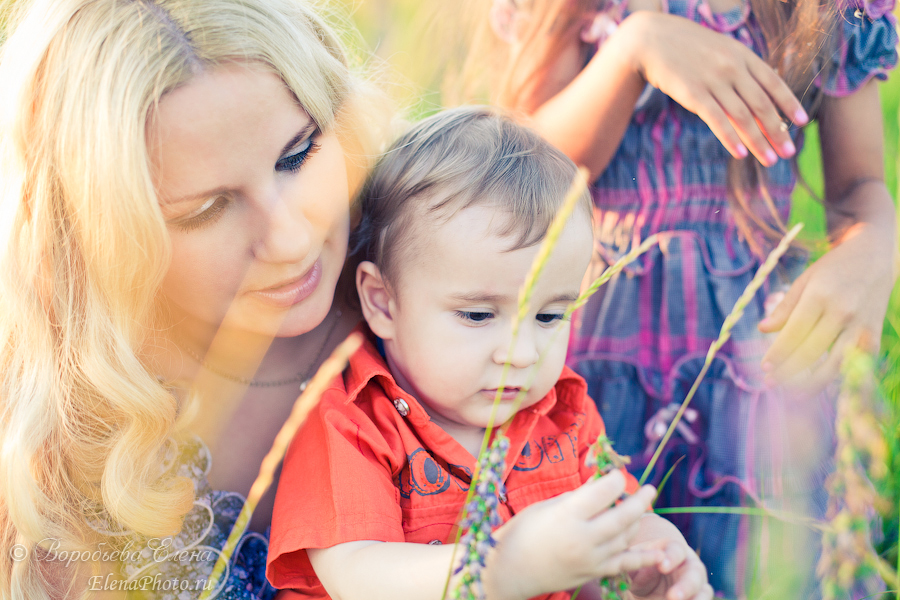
[612,11,806,167]
[628,515,714,600]
[484,472,660,600]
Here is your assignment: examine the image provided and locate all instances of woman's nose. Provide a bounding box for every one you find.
[492,322,540,369]
[250,185,313,264]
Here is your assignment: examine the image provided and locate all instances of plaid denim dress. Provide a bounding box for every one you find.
[566,1,898,596]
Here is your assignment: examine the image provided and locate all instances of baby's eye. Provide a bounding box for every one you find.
[456,310,494,323]
[536,312,564,324]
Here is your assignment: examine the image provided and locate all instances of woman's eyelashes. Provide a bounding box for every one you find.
[169,130,322,233]
[171,196,229,232]
[276,130,321,173]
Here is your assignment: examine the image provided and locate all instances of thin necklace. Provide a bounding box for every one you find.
[173,309,342,388]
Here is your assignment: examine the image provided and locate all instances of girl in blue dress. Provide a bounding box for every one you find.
[469,0,898,596]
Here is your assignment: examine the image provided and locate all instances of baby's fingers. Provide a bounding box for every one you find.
[567,470,628,519]
[664,553,712,600]
[596,548,664,579]
[587,485,655,538]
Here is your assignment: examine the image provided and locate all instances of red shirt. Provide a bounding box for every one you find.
[267,328,637,599]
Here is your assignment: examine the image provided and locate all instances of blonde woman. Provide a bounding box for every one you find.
[0,0,386,598]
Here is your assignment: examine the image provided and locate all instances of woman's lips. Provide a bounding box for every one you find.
[248,259,322,308]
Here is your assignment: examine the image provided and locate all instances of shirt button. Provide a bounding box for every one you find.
[498,492,508,503]
[392,398,410,417]
[428,539,442,545]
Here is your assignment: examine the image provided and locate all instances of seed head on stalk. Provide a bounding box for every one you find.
[817,347,895,600]
[446,168,661,600]
[198,334,363,600]
[445,168,590,600]
[582,434,633,600]
[640,223,804,485]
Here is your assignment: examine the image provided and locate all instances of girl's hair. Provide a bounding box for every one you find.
[459,0,840,253]
[0,1,381,597]
[351,105,592,289]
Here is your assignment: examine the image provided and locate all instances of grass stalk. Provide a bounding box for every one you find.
[199,333,363,600]
[639,223,803,485]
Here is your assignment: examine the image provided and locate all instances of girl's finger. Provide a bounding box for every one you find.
[768,310,843,383]
[715,87,779,167]
[684,91,748,159]
[761,284,824,370]
[759,269,809,334]
[567,470,627,519]
[799,328,858,394]
[732,76,796,159]
[748,59,808,126]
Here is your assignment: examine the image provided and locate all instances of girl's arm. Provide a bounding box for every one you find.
[307,473,664,600]
[514,11,805,180]
[759,78,898,389]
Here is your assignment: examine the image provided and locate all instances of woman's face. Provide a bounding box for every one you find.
[148,63,350,337]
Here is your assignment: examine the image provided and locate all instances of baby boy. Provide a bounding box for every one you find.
[267,107,712,600]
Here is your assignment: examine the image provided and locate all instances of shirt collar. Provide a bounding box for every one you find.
[339,323,589,479]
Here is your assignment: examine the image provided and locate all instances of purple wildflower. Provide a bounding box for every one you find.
[451,435,510,600]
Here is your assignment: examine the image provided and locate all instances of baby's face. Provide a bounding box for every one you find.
[380,204,593,434]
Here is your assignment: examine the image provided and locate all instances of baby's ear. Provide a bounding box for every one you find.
[356,261,397,340]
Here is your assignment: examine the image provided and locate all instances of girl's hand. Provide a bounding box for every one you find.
[627,515,714,600]
[758,80,897,392]
[614,11,806,167]
[485,472,660,600]
[759,217,896,391]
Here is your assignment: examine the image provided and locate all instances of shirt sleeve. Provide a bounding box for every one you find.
[266,387,405,594]
[817,2,898,96]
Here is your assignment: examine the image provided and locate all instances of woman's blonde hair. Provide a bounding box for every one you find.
[0,1,380,597]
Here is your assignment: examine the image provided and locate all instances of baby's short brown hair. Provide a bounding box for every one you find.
[351,106,592,288]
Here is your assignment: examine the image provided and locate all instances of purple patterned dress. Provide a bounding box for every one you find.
[89,437,276,600]
[566,1,897,596]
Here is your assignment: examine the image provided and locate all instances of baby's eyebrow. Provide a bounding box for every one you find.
[546,293,579,304]
[450,292,509,303]
[449,292,579,304]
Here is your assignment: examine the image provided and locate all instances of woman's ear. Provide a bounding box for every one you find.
[356,261,398,340]
[489,0,519,44]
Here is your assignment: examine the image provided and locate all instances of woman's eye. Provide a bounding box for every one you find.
[536,312,564,324]
[276,132,321,173]
[456,310,494,323]
[171,196,229,232]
